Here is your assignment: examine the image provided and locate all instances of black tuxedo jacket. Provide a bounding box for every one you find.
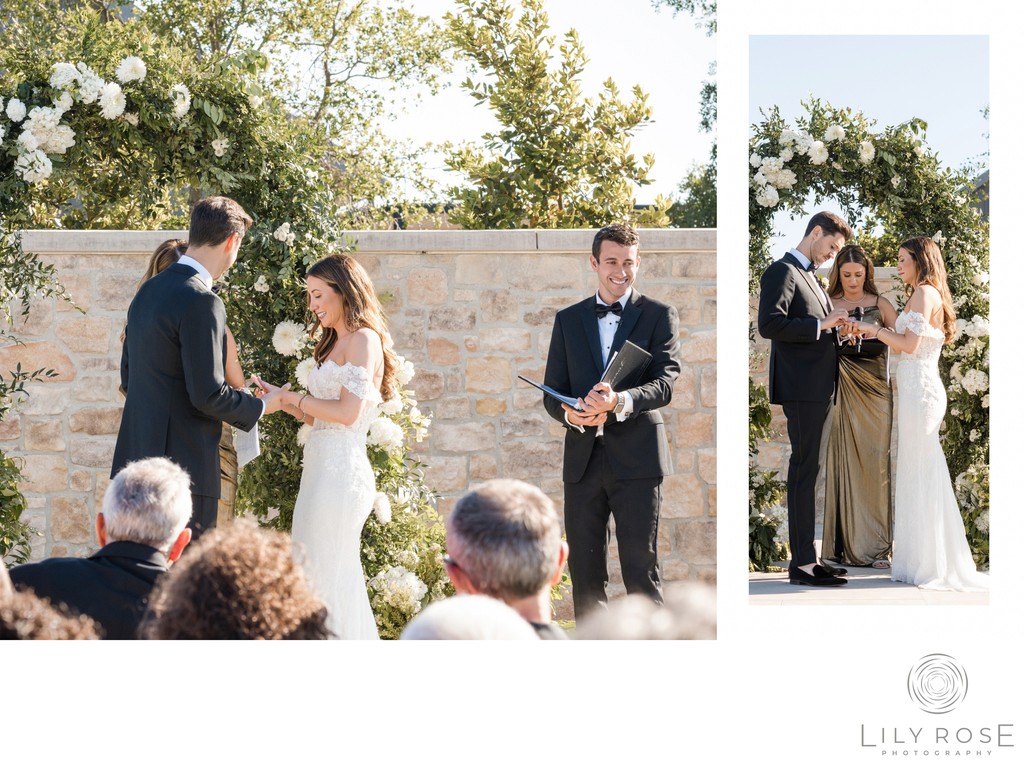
[8,541,171,639]
[757,252,837,404]
[112,263,262,497]
[543,290,680,483]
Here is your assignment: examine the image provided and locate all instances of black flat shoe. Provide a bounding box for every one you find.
[788,565,847,586]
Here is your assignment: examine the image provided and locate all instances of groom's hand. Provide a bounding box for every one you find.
[252,375,291,415]
[821,308,850,331]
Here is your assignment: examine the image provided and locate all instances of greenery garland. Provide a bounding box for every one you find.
[747,98,990,568]
[0,10,450,632]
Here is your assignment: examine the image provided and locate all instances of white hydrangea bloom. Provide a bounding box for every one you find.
[755,184,780,208]
[824,124,846,142]
[116,56,147,84]
[982,394,989,408]
[272,320,306,358]
[972,271,989,286]
[808,141,828,165]
[6,98,27,122]
[779,146,794,162]
[779,129,800,146]
[367,417,404,452]
[14,149,53,183]
[17,130,39,152]
[98,82,126,119]
[170,84,191,119]
[858,140,875,163]
[273,222,292,242]
[749,152,763,168]
[0,125,5,143]
[22,106,75,154]
[50,62,79,91]
[373,492,392,524]
[752,170,767,186]
[794,132,813,155]
[53,91,74,113]
[75,62,105,104]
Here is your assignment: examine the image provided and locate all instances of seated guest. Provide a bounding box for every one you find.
[9,457,192,639]
[1,587,100,640]
[573,581,717,640]
[400,595,539,640]
[444,479,569,639]
[142,521,329,640]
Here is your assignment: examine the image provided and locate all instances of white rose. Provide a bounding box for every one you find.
[296,423,312,447]
[396,358,415,385]
[972,271,989,286]
[779,147,794,162]
[0,125,5,143]
[294,357,316,389]
[773,168,797,190]
[14,149,53,183]
[976,510,989,532]
[54,91,74,112]
[373,492,392,524]
[779,129,800,146]
[272,320,306,358]
[378,397,403,416]
[248,93,263,109]
[367,417,404,452]
[253,274,270,293]
[755,184,780,208]
[121,113,139,126]
[808,141,828,165]
[6,98,27,122]
[891,175,901,189]
[170,84,191,119]
[50,63,79,91]
[211,138,229,157]
[98,82,126,119]
[753,170,767,186]
[17,130,39,152]
[794,132,813,155]
[859,140,875,163]
[914,143,925,157]
[969,429,979,442]
[749,152,763,168]
[273,222,292,242]
[982,395,989,408]
[116,56,147,84]
[931,230,946,247]
[824,124,845,142]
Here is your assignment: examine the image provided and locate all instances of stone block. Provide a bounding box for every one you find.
[56,317,113,353]
[671,366,697,410]
[703,298,717,325]
[0,416,20,441]
[466,357,512,394]
[697,449,716,485]
[671,253,716,278]
[672,520,716,566]
[430,396,470,420]
[407,268,449,305]
[523,306,558,327]
[52,496,92,545]
[411,369,445,400]
[81,357,119,372]
[56,273,92,312]
[391,318,425,350]
[475,398,507,417]
[673,448,696,473]
[95,475,111,509]
[661,557,692,582]
[506,256,578,290]
[432,422,496,452]
[660,285,703,325]
[70,407,123,435]
[429,307,476,332]
[70,470,94,492]
[455,255,503,286]
[24,420,66,452]
[660,473,705,519]
[9,298,55,337]
[674,412,715,449]
[71,439,116,468]
[469,454,498,480]
[0,341,76,382]
[436,496,458,519]
[20,454,68,492]
[427,338,460,366]
[679,330,716,364]
[479,328,532,353]
[95,274,143,311]
[445,368,465,394]
[479,290,518,323]
[500,411,548,438]
[499,441,562,481]
[708,486,716,518]
[700,365,717,408]
[74,375,119,402]
[422,456,468,493]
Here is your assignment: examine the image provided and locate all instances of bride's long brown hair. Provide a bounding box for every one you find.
[306,254,398,400]
[900,236,957,345]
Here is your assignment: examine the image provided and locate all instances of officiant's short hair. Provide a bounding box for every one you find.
[804,211,852,240]
[592,223,640,260]
[103,457,192,551]
[446,479,562,600]
[188,195,253,247]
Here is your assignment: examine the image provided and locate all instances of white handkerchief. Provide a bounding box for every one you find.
[234,422,260,470]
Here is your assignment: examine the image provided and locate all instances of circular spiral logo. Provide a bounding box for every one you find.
[907,654,969,714]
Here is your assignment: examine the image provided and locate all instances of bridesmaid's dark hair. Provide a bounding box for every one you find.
[827,244,879,299]
[900,236,957,345]
[305,253,398,401]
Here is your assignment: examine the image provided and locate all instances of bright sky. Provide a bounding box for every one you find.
[749,35,989,256]
[390,0,717,205]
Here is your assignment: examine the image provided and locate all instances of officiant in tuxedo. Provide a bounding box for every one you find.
[542,224,680,617]
[757,211,853,586]
[112,196,288,540]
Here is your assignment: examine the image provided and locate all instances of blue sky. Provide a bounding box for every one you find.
[749,35,989,253]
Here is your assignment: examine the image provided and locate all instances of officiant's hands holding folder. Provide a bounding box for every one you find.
[562,381,615,427]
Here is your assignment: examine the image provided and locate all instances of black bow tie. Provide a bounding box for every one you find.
[805,263,816,273]
[595,302,623,318]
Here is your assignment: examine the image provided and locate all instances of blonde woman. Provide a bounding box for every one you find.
[854,236,987,590]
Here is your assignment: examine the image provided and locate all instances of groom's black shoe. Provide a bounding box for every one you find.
[819,560,848,577]
[788,565,847,586]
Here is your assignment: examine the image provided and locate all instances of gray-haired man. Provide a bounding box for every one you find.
[9,457,192,638]
[444,479,569,639]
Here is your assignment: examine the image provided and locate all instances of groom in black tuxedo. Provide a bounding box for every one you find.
[757,211,853,586]
[543,224,680,616]
[112,197,287,539]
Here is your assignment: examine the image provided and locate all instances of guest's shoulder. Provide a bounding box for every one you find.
[8,556,86,585]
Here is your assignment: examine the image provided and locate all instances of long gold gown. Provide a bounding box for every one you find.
[822,305,893,566]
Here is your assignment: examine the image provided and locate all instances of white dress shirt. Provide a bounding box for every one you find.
[176,254,214,290]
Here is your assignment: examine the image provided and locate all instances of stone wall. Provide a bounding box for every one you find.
[2,229,717,597]
[749,268,903,518]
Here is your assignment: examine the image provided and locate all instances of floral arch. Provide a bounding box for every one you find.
[747,98,990,566]
[1,12,449,633]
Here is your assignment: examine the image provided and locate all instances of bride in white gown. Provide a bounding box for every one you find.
[257,254,399,638]
[856,236,987,591]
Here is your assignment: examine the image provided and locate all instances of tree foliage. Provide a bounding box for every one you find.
[444,0,670,228]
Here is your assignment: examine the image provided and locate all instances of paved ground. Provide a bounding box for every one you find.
[749,566,988,606]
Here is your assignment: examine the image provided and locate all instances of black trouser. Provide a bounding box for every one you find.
[782,399,831,569]
[188,493,219,542]
[563,439,663,618]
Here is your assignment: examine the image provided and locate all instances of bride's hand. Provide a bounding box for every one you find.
[250,374,278,398]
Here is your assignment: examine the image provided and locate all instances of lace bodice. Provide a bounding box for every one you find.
[307,360,382,435]
[895,310,944,364]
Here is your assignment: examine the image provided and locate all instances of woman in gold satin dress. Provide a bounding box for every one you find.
[822,245,898,568]
[128,239,245,528]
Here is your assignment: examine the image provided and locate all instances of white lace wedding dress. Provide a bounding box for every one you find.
[891,311,988,591]
[291,360,382,639]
